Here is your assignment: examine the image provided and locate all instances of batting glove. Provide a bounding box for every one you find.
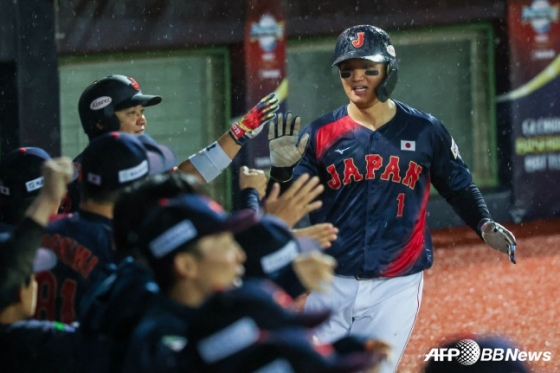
[480,220,517,264]
[269,112,309,166]
[229,93,279,146]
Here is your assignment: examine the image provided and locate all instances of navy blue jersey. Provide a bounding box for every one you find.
[121,297,196,373]
[294,101,473,278]
[34,210,114,323]
[0,320,80,373]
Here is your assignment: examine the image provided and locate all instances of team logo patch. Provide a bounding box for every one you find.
[90,96,112,110]
[118,160,149,183]
[128,77,141,90]
[87,173,102,185]
[451,138,461,159]
[387,45,396,57]
[352,32,365,48]
[25,176,44,192]
[401,140,416,151]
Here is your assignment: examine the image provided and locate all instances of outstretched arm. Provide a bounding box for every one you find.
[178,93,279,183]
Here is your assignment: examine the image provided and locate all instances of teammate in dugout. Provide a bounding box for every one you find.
[68,74,339,247]
[34,132,174,324]
[62,74,279,212]
[267,24,517,373]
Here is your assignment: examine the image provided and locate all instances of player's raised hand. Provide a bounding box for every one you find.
[238,166,267,200]
[27,157,74,225]
[293,223,339,249]
[292,251,336,293]
[269,112,309,169]
[481,220,517,264]
[265,173,324,227]
[41,157,75,204]
[229,93,279,145]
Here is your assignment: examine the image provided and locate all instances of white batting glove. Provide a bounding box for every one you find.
[481,220,517,263]
[268,112,309,167]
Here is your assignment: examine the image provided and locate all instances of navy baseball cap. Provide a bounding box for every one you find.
[234,215,321,278]
[213,328,385,373]
[186,279,332,365]
[126,193,258,261]
[81,132,174,191]
[0,147,51,199]
[136,134,178,172]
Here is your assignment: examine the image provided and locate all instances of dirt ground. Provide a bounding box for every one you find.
[398,217,560,373]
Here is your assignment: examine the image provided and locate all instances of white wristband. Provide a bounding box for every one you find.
[188,142,232,183]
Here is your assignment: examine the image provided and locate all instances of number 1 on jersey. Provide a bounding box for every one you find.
[396,193,405,217]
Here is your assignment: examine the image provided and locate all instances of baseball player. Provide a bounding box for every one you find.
[0,157,84,373]
[0,147,54,230]
[34,132,172,324]
[62,74,279,212]
[267,24,517,373]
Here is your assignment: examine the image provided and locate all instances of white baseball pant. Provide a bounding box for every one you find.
[305,272,424,373]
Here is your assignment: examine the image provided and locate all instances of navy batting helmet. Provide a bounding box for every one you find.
[78,75,162,140]
[332,25,398,102]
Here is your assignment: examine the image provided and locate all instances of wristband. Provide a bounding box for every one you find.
[188,142,232,183]
[269,166,295,183]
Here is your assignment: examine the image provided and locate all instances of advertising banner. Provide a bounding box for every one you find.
[242,0,286,169]
[499,0,560,221]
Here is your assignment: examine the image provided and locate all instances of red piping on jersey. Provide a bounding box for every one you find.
[316,116,359,161]
[381,182,430,277]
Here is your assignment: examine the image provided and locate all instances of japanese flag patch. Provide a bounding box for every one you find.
[401,140,416,151]
[451,137,461,159]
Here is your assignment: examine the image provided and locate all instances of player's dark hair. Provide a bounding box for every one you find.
[79,183,123,205]
[148,241,202,294]
[113,172,208,261]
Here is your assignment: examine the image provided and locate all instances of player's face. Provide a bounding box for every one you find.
[338,59,386,106]
[115,105,147,134]
[192,231,246,294]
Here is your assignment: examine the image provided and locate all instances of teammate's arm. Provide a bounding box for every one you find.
[177,93,279,183]
[26,158,74,226]
[176,132,243,178]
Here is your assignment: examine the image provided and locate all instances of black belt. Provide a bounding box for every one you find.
[354,275,377,280]
[336,274,377,281]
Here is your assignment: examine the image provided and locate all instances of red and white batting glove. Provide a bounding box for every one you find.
[229,93,279,145]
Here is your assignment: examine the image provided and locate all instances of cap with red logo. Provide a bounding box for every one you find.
[78,74,162,140]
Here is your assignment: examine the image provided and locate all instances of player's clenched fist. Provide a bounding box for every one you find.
[238,166,267,200]
[41,157,75,204]
[229,93,279,145]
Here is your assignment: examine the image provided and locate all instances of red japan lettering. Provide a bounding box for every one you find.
[380,156,402,183]
[326,164,342,189]
[365,154,383,179]
[402,161,423,189]
[343,158,363,184]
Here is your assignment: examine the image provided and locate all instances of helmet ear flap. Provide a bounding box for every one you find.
[375,59,398,103]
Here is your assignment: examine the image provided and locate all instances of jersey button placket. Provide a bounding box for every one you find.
[364,132,379,277]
